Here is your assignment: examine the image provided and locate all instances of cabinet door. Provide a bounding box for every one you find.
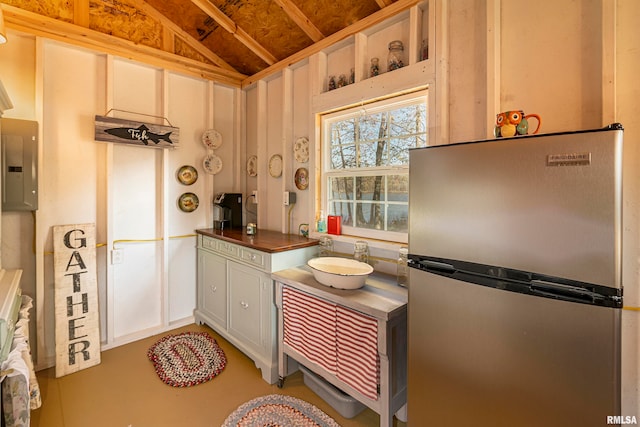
[228,261,270,352]
[198,250,227,328]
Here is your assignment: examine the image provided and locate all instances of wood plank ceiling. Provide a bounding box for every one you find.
[0,0,416,86]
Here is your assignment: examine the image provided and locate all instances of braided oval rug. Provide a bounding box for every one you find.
[147,332,226,387]
[222,394,340,427]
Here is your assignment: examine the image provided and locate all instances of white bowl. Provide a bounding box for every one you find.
[307,257,373,289]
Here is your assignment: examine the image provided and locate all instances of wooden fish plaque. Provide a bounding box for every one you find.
[53,223,101,377]
[94,115,179,148]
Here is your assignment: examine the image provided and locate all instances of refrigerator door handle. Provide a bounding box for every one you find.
[530,279,604,304]
[415,259,456,274]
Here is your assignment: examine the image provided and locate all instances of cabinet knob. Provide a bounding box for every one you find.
[210,285,217,292]
[240,301,249,309]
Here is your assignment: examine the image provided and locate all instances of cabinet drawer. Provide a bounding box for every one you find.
[201,235,217,250]
[200,236,271,272]
[217,240,239,258]
[240,248,266,269]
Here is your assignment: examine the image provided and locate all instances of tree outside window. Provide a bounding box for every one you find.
[322,92,428,242]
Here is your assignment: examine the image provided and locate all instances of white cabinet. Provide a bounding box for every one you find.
[227,260,270,352]
[0,269,23,362]
[195,231,318,384]
[197,249,227,328]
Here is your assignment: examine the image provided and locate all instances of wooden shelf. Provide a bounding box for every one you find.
[318,1,432,95]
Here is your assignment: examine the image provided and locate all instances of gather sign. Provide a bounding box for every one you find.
[53,223,101,377]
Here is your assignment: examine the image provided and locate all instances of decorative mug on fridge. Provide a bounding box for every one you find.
[494,110,542,137]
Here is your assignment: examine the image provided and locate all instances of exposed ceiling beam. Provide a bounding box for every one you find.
[242,0,421,87]
[1,4,246,87]
[190,0,278,65]
[74,0,90,27]
[272,0,324,43]
[136,0,238,72]
[375,0,395,7]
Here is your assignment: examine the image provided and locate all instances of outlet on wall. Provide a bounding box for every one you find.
[111,249,123,264]
[252,190,258,204]
[284,191,296,206]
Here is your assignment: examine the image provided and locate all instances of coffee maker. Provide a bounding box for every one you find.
[213,193,243,229]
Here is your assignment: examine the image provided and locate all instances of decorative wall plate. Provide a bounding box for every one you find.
[247,155,258,177]
[177,165,198,185]
[294,137,309,163]
[268,154,283,178]
[203,153,222,175]
[294,167,309,190]
[178,192,199,212]
[202,129,222,150]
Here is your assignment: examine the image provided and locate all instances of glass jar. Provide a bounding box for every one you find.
[327,75,337,91]
[387,40,405,71]
[318,236,333,257]
[337,74,347,88]
[397,246,409,287]
[370,57,380,77]
[353,240,369,264]
[246,222,257,235]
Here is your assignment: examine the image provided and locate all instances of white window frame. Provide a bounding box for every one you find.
[320,90,428,243]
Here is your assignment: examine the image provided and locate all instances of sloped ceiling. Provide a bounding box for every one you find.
[0,0,417,86]
[144,0,384,76]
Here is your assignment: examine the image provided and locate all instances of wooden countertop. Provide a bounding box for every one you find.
[196,228,318,253]
[272,266,407,320]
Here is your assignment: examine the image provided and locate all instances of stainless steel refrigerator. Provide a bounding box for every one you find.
[407,124,624,426]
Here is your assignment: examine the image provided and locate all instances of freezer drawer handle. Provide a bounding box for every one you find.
[530,280,603,304]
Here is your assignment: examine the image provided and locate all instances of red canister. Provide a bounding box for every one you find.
[327,215,341,235]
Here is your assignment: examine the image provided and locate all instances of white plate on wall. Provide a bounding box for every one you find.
[268,154,283,178]
[202,129,222,150]
[203,153,222,175]
[294,137,309,163]
[247,155,258,177]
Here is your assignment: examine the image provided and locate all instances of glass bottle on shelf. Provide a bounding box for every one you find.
[349,68,355,84]
[337,74,347,88]
[370,58,380,77]
[387,40,405,71]
[353,240,369,264]
[317,210,327,233]
[318,236,333,257]
[327,75,337,91]
[421,38,429,61]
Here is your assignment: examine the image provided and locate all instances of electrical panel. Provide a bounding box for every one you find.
[1,118,38,211]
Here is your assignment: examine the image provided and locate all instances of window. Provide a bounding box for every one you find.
[321,91,428,242]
